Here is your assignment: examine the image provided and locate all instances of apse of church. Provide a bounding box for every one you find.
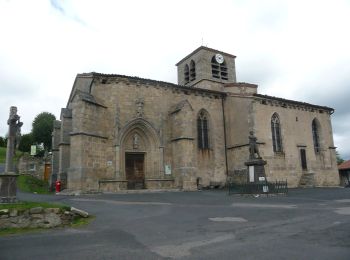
[52,46,340,192]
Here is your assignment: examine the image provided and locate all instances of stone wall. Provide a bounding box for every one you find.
[63,75,227,191]
[51,120,61,188]
[53,45,340,192]
[253,96,339,187]
[17,155,45,180]
[0,207,76,229]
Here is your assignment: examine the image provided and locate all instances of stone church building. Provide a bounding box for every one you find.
[52,46,340,192]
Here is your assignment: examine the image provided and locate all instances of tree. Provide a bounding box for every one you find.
[0,136,6,147]
[32,112,56,151]
[336,150,345,165]
[18,133,33,152]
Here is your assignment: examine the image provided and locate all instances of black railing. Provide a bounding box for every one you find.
[228,181,288,195]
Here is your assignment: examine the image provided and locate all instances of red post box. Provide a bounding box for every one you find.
[55,180,61,193]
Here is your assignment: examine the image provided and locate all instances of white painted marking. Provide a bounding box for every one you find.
[232,203,297,209]
[71,198,171,205]
[334,199,350,203]
[334,207,350,215]
[209,217,247,222]
[151,234,235,258]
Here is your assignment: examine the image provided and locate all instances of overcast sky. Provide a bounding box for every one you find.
[0,0,349,159]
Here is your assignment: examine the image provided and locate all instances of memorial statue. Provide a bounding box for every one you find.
[133,133,139,149]
[249,131,261,160]
[135,98,144,118]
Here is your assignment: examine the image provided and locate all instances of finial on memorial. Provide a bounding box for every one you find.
[249,131,261,160]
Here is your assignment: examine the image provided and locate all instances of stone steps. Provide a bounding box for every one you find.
[299,172,315,187]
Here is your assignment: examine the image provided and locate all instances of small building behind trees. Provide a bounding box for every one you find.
[338,160,350,186]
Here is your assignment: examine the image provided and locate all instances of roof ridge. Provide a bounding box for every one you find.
[175,46,236,66]
[76,72,226,96]
[254,93,334,111]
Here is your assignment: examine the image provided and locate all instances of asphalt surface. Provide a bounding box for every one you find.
[0,163,5,173]
[1,188,350,259]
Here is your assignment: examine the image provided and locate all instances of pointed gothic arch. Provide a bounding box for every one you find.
[117,118,161,148]
[184,64,189,84]
[116,118,162,183]
[197,109,211,149]
[312,118,321,153]
[271,113,283,153]
[190,60,196,81]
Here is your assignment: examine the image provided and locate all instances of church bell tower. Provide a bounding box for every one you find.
[176,46,237,91]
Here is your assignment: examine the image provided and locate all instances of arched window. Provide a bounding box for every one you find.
[211,56,228,80]
[190,60,196,81]
[312,119,320,153]
[197,110,209,149]
[184,64,189,84]
[271,113,283,152]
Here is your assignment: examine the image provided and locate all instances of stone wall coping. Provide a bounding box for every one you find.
[227,142,265,150]
[99,178,175,183]
[99,179,128,183]
[58,142,70,146]
[70,132,108,139]
[171,137,195,142]
[0,173,19,177]
[145,178,175,182]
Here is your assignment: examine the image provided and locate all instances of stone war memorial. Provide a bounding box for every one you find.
[52,46,340,192]
[0,106,22,202]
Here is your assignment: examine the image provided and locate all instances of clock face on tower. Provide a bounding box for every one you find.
[215,53,224,64]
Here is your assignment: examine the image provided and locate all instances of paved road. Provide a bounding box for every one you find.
[1,188,350,259]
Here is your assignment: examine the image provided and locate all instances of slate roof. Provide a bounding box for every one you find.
[76,73,334,113]
[77,72,226,96]
[254,93,334,112]
[338,160,350,170]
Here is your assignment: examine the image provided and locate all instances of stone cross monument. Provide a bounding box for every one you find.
[1,106,22,203]
[5,106,23,172]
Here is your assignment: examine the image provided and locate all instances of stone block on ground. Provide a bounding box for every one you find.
[30,207,43,214]
[70,207,89,218]
[9,209,18,217]
[44,208,61,214]
[43,213,62,227]
[0,209,9,215]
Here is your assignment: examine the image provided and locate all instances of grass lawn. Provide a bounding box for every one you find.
[0,146,22,164]
[17,174,53,194]
[0,201,69,211]
[0,146,6,163]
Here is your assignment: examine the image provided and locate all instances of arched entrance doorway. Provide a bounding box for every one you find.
[125,152,145,189]
[118,118,162,190]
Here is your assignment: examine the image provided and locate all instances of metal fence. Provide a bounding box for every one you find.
[228,180,288,195]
